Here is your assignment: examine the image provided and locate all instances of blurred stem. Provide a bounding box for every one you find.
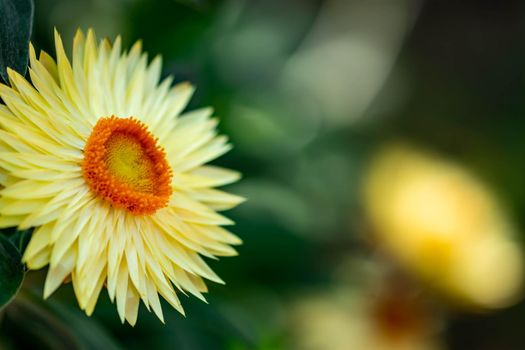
[4,289,80,349]
[0,307,5,326]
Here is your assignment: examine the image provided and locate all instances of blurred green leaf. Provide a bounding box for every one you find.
[173,0,208,8]
[2,291,123,350]
[7,229,32,254]
[45,298,123,350]
[3,293,84,350]
[0,0,34,83]
[0,235,24,309]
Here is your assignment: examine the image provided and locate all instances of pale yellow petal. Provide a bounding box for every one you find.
[44,244,77,298]
[23,224,53,261]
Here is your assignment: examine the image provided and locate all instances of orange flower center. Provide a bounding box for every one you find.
[82,116,172,215]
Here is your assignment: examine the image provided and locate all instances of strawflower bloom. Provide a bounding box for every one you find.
[289,260,445,350]
[363,145,522,309]
[0,29,244,325]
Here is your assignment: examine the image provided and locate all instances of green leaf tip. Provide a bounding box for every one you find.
[0,234,24,309]
[0,0,34,84]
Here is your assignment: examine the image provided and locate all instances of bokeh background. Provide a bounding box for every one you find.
[2,0,525,349]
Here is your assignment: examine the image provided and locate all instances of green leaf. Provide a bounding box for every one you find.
[0,235,24,309]
[0,0,34,83]
[7,229,32,254]
[46,298,123,350]
[173,0,209,9]
[2,291,123,350]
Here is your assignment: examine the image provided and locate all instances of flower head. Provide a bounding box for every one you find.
[0,29,244,325]
[363,145,523,309]
[289,260,445,350]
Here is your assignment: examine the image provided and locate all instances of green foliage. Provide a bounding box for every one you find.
[0,235,24,310]
[7,229,32,254]
[0,0,34,313]
[0,0,34,83]
[0,291,123,350]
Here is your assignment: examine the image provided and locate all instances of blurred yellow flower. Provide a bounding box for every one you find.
[0,29,244,325]
[363,145,523,309]
[290,277,444,350]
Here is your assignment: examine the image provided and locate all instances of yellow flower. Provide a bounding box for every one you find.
[290,260,445,350]
[363,144,523,309]
[0,29,244,325]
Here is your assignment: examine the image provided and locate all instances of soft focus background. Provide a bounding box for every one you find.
[2,0,525,349]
